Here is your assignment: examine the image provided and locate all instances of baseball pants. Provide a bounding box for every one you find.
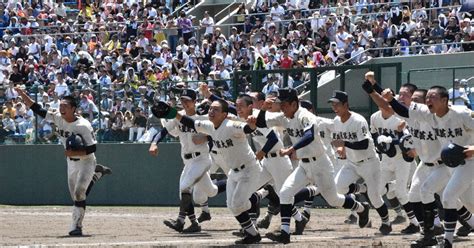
[379,154,411,205]
[226,161,263,216]
[180,154,217,205]
[336,157,385,208]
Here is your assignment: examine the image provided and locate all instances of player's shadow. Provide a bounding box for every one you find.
[57,234,93,238]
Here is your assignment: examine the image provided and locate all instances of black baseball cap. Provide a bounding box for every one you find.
[300,100,314,111]
[180,89,197,100]
[328,90,348,103]
[276,88,298,103]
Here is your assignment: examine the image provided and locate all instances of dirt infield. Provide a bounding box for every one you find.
[1,205,473,247]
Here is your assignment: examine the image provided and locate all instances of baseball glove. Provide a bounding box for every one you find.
[151,101,178,119]
[66,134,85,151]
[399,134,415,162]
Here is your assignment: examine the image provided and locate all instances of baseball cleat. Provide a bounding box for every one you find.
[266,230,291,244]
[257,214,272,229]
[234,231,261,244]
[344,213,358,224]
[411,230,437,248]
[232,228,245,237]
[182,222,201,233]
[456,223,473,237]
[163,219,184,232]
[401,223,420,234]
[358,202,371,228]
[433,224,444,236]
[379,223,392,235]
[391,215,407,225]
[443,239,452,248]
[95,164,112,175]
[197,211,211,223]
[68,227,83,236]
[293,214,309,235]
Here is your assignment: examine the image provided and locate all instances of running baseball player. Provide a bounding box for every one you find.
[16,88,112,236]
[153,98,263,244]
[255,88,370,244]
[149,89,220,233]
[200,86,314,234]
[329,90,392,235]
[382,86,474,248]
[370,100,414,229]
[363,77,440,237]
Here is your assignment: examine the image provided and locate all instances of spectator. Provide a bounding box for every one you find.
[129,107,147,142]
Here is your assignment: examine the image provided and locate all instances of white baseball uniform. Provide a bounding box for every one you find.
[249,109,293,195]
[264,107,347,208]
[333,111,385,209]
[46,111,97,232]
[403,103,451,206]
[161,111,218,205]
[370,111,411,205]
[193,118,263,216]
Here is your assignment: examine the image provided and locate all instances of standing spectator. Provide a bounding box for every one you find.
[261,74,280,95]
[200,11,214,35]
[129,108,147,142]
[177,11,193,44]
[280,49,293,69]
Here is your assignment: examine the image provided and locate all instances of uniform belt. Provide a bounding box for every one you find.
[301,157,317,163]
[184,152,201,160]
[69,158,80,161]
[424,160,443,167]
[233,164,246,172]
[211,150,218,154]
[264,152,279,158]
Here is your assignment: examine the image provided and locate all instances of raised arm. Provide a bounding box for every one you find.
[15,87,47,118]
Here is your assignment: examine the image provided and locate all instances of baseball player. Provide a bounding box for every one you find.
[200,86,314,233]
[383,86,474,248]
[363,77,440,237]
[16,88,112,236]
[149,89,220,233]
[329,90,392,235]
[369,101,415,230]
[255,88,370,244]
[154,98,263,244]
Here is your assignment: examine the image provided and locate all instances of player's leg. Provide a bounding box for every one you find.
[229,162,263,244]
[441,161,474,247]
[412,164,451,247]
[356,158,392,235]
[406,161,429,234]
[266,164,310,243]
[313,155,370,229]
[257,156,293,228]
[457,183,474,236]
[392,160,415,226]
[163,168,188,232]
[68,158,95,236]
[335,162,364,224]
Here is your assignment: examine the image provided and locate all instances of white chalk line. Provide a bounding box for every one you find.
[18,235,338,247]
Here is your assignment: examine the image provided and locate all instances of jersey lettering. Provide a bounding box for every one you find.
[332,132,358,140]
[213,139,234,149]
[286,128,304,138]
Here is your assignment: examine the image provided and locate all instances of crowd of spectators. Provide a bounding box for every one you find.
[0,0,473,144]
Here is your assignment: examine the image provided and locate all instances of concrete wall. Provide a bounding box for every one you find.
[0,143,225,206]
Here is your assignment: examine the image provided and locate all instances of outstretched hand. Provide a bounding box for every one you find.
[382,89,394,102]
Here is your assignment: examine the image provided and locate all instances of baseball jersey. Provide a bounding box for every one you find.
[432,106,474,147]
[370,111,404,155]
[194,118,256,169]
[46,111,96,159]
[318,116,337,158]
[332,111,377,163]
[405,102,442,162]
[264,107,327,159]
[248,109,284,153]
[161,110,210,158]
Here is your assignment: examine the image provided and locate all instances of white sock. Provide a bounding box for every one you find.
[245,224,258,236]
[463,217,474,228]
[410,217,419,226]
[434,215,441,227]
[293,211,302,221]
[281,225,290,234]
[201,206,209,213]
[358,184,367,194]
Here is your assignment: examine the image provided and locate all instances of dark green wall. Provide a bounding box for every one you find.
[0,143,226,206]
